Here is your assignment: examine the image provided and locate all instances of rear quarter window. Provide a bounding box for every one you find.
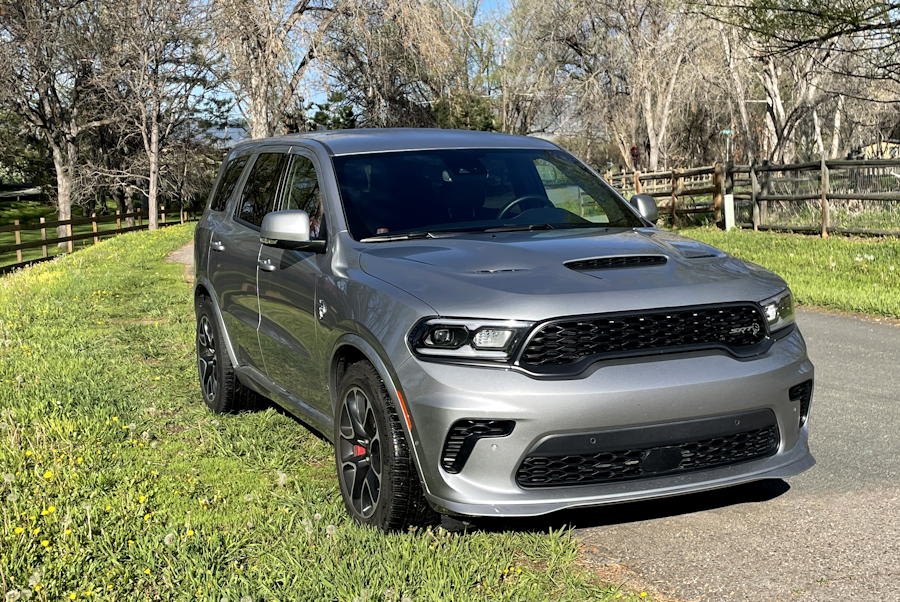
[209,155,248,212]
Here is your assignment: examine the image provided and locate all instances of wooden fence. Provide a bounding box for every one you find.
[606,159,900,237]
[0,207,197,274]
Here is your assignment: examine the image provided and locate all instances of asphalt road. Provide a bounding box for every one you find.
[573,309,900,601]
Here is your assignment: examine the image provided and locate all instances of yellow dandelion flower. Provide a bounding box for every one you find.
[138,495,146,503]
[143,513,151,521]
[144,568,151,575]
[32,527,41,535]
[69,594,77,600]
[48,506,56,513]
[43,470,54,479]
[41,539,50,547]
[639,593,648,598]
[128,539,134,545]
[76,457,84,464]
[14,527,24,534]
[25,450,33,456]
[185,529,195,537]
[105,505,111,511]
[111,416,119,422]
[65,529,72,535]
[41,509,49,516]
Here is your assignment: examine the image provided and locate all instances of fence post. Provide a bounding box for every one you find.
[39,217,48,258]
[91,212,99,244]
[712,162,725,227]
[161,205,166,226]
[13,220,22,264]
[750,166,760,231]
[66,219,74,253]
[115,210,122,233]
[632,171,642,195]
[820,159,830,238]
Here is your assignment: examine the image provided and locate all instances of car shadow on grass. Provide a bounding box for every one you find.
[455,479,791,533]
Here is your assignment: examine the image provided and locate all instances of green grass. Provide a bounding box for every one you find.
[677,227,900,318]
[0,224,642,601]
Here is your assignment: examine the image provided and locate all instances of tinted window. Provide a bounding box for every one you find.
[283,155,325,239]
[236,153,287,228]
[210,155,248,212]
[332,149,642,240]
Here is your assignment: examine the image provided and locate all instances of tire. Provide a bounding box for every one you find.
[195,295,256,413]
[334,361,438,530]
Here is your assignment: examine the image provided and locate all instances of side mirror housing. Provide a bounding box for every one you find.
[629,194,658,223]
[260,210,325,253]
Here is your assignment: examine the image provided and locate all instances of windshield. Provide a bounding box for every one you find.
[332,148,643,240]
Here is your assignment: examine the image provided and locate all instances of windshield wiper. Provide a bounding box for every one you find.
[360,231,437,242]
[484,223,556,233]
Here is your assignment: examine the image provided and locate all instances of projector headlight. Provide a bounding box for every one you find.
[760,289,794,334]
[410,318,533,362]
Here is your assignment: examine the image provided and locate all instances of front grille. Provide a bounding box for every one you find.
[516,424,779,488]
[519,304,767,372]
[566,255,667,270]
[441,419,515,474]
[789,380,813,426]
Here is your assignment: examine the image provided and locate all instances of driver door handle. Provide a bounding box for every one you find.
[210,240,225,252]
[258,258,277,272]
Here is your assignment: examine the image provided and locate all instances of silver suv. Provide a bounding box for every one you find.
[194,129,814,530]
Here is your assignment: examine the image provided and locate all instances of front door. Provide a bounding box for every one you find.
[209,150,288,370]
[257,151,329,414]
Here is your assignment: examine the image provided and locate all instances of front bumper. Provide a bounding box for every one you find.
[395,328,815,518]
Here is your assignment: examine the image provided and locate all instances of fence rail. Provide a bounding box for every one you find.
[0,207,197,274]
[605,159,900,236]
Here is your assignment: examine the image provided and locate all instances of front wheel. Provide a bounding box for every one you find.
[334,362,437,530]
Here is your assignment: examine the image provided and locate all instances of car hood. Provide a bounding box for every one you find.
[358,228,787,321]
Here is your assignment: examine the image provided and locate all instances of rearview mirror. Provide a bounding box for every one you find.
[260,210,325,253]
[629,194,658,224]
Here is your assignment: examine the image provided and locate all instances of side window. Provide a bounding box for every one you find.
[209,155,248,212]
[283,155,326,240]
[236,153,287,228]
[533,158,611,224]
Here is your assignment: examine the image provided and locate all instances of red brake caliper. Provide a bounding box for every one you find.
[353,444,366,457]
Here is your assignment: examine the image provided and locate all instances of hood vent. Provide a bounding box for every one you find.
[565,255,667,271]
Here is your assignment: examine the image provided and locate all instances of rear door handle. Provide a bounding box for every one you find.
[210,240,225,252]
[258,258,276,272]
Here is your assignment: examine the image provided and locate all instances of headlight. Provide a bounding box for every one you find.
[760,289,794,333]
[410,318,534,362]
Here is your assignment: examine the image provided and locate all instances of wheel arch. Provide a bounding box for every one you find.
[193,277,239,368]
[328,334,431,496]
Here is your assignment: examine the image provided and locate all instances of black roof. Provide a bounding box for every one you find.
[233,128,558,156]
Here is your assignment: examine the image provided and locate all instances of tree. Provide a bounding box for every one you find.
[0,0,108,242]
[98,0,217,230]
[212,0,339,139]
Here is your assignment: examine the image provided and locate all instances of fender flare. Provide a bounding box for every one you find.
[329,333,431,495]
[193,276,240,368]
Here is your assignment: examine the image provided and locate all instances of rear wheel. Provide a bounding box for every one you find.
[195,295,256,413]
[335,361,437,530]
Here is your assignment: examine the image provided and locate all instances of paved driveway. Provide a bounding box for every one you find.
[573,309,900,601]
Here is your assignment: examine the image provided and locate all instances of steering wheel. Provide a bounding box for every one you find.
[497,195,555,220]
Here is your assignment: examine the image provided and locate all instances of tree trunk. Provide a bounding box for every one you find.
[148,124,160,230]
[830,95,844,159]
[125,187,136,228]
[50,142,74,250]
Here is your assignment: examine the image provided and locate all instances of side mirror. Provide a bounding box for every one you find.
[629,194,658,223]
[260,210,325,253]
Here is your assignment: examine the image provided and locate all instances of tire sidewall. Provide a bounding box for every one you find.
[334,364,402,528]
[196,298,227,413]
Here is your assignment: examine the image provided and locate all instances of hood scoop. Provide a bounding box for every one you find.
[565,255,668,271]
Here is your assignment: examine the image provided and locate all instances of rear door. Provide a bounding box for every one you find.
[257,149,330,414]
[208,148,289,370]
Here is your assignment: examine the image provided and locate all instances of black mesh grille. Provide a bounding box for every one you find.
[789,380,813,427]
[441,420,514,474]
[519,304,767,371]
[566,255,667,270]
[516,425,779,488]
